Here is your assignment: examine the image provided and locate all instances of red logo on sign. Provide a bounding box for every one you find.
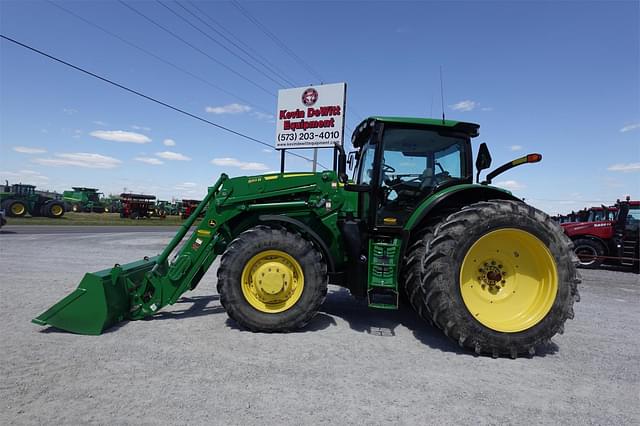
[301,88,318,106]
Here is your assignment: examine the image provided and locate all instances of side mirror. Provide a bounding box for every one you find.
[337,149,347,183]
[475,143,492,183]
[347,151,357,170]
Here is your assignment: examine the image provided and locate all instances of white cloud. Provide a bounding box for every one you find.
[163,138,176,147]
[175,182,197,189]
[92,120,107,126]
[607,163,640,172]
[210,157,269,171]
[90,130,151,144]
[481,107,494,112]
[174,182,203,196]
[156,151,191,161]
[63,108,77,115]
[509,145,523,151]
[494,180,526,190]
[73,129,82,139]
[13,146,47,154]
[0,169,49,182]
[262,148,273,153]
[206,103,252,114]
[620,123,640,133]
[32,153,122,169]
[450,100,477,112]
[131,125,151,131]
[135,157,164,165]
[252,111,275,122]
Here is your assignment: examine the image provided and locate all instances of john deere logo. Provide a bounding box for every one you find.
[301,88,318,106]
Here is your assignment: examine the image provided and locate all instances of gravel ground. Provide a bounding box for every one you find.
[1,231,638,425]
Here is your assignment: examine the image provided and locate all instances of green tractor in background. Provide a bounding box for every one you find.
[62,187,106,213]
[1,181,65,218]
[33,117,579,358]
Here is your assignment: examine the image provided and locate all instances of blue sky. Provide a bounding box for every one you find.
[0,0,638,213]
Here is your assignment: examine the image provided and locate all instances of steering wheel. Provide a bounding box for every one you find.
[434,171,451,184]
[381,163,396,173]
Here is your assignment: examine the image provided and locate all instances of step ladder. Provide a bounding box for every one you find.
[621,238,637,266]
[367,238,401,309]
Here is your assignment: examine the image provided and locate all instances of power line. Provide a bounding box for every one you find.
[117,0,275,97]
[46,1,273,116]
[0,34,326,168]
[231,0,323,83]
[174,0,296,87]
[187,0,298,87]
[230,0,366,125]
[157,0,289,89]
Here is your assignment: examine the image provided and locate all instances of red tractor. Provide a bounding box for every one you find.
[119,193,156,219]
[180,199,201,220]
[562,198,639,270]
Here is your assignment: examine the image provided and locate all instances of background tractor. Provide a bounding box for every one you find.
[119,193,156,219]
[562,198,639,270]
[34,117,579,358]
[62,187,106,213]
[1,181,65,218]
[181,199,201,219]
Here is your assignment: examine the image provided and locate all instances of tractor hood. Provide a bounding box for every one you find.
[215,171,339,205]
[561,220,613,238]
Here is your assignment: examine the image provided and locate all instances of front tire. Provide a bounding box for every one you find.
[405,200,580,358]
[572,238,604,269]
[217,226,328,332]
[6,200,27,217]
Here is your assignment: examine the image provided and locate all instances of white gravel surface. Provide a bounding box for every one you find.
[1,230,638,425]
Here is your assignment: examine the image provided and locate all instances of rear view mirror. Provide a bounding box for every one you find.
[347,151,357,171]
[475,143,492,183]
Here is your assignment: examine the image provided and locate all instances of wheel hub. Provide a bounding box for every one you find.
[460,229,559,333]
[241,250,304,313]
[253,261,293,299]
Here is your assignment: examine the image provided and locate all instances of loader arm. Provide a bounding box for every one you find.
[33,174,233,334]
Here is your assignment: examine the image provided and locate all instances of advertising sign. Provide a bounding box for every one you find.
[275,82,346,149]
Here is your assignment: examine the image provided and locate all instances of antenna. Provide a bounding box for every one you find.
[440,65,446,124]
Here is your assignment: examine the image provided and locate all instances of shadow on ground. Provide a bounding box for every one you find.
[38,288,560,357]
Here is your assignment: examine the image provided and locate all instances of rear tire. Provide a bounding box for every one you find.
[572,238,604,269]
[45,201,65,218]
[217,225,328,332]
[405,200,580,358]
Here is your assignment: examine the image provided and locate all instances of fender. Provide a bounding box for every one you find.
[258,214,336,273]
[404,184,520,233]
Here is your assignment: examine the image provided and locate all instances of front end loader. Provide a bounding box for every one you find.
[34,117,580,357]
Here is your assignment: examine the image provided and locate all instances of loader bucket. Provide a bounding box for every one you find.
[32,257,158,335]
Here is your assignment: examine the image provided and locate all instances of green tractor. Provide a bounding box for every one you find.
[33,117,579,357]
[1,181,65,218]
[62,187,106,213]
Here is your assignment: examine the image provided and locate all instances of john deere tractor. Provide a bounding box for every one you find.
[1,181,65,218]
[33,117,579,358]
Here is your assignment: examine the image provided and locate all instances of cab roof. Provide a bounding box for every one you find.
[351,116,480,147]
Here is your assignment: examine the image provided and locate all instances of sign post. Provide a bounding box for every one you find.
[276,82,346,172]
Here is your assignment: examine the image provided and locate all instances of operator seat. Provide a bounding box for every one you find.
[419,168,435,191]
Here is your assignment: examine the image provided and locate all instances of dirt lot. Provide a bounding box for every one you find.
[1,230,638,425]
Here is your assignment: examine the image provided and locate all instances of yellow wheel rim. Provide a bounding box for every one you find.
[11,203,25,215]
[460,229,558,333]
[51,205,63,216]
[241,250,304,313]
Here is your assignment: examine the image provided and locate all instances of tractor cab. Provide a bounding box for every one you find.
[11,184,36,196]
[348,117,478,228]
